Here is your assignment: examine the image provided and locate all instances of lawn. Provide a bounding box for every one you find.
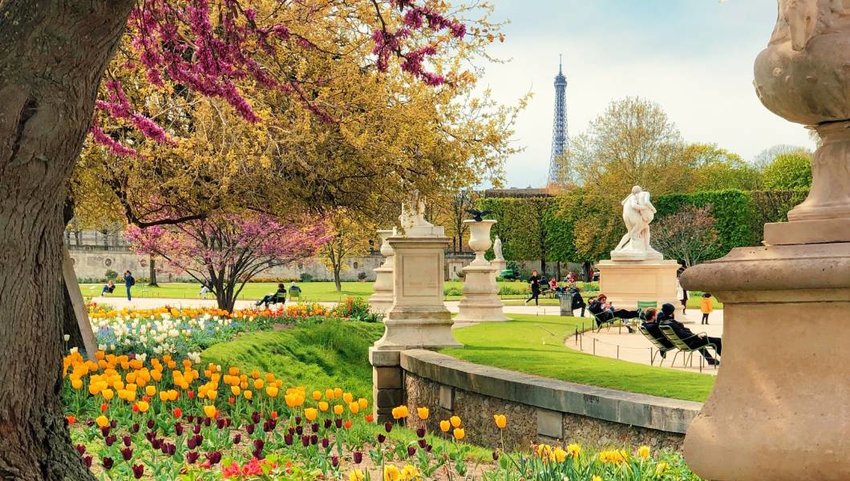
[443,314,715,402]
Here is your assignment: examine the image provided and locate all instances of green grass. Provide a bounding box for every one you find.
[443,314,715,402]
[201,319,385,395]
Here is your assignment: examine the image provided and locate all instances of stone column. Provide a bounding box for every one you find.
[456,220,507,322]
[490,235,507,279]
[368,229,395,313]
[682,3,850,480]
[370,233,460,421]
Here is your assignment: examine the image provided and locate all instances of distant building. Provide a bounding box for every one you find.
[483,187,552,198]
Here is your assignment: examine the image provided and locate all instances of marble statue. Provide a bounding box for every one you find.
[493,236,504,261]
[399,191,444,237]
[611,186,662,260]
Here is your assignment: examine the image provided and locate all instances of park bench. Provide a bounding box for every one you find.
[638,325,674,366]
[659,324,720,370]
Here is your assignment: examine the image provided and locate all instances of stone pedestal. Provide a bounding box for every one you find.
[368,229,395,313]
[490,259,507,278]
[596,259,678,309]
[456,220,507,322]
[681,244,850,480]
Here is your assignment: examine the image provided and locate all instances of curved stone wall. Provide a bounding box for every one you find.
[400,350,701,451]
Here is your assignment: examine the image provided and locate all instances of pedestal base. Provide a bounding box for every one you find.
[456,265,507,322]
[372,307,461,350]
[491,259,507,277]
[596,259,678,308]
[681,242,850,481]
[369,266,394,313]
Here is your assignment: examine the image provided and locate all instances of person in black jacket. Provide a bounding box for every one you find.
[525,270,541,306]
[568,287,586,317]
[588,294,640,332]
[257,283,287,308]
[658,303,722,365]
[641,308,674,358]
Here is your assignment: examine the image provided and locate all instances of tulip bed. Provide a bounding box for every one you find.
[63,347,702,481]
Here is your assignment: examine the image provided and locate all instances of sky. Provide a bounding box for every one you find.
[478,0,815,188]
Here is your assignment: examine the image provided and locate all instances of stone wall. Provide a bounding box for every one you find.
[399,350,700,451]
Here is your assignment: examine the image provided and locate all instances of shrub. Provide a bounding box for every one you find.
[104,269,118,280]
[299,273,314,282]
[443,286,463,297]
[357,271,368,281]
[334,297,382,322]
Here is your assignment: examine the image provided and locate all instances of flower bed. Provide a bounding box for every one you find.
[63,350,701,480]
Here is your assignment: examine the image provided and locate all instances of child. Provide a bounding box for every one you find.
[700,292,713,325]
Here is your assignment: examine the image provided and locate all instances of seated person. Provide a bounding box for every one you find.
[588,294,640,332]
[568,287,586,317]
[256,283,287,308]
[289,282,302,298]
[101,280,115,296]
[640,308,675,358]
[548,277,558,295]
[658,303,722,366]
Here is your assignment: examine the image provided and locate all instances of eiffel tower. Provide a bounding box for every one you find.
[547,56,569,185]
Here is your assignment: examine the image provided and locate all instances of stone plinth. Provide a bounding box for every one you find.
[596,259,678,309]
[490,259,507,278]
[368,229,395,313]
[456,220,506,322]
[681,244,850,480]
[372,236,460,351]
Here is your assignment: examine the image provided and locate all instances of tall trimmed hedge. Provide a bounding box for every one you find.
[480,189,807,264]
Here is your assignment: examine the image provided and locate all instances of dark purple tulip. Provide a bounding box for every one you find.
[377,434,386,444]
[102,457,114,470]
[284,433,293,446]
[416,428,426,438]
[301,435,310,447]
[288,427,295,435]
[193,424,202,435]
[310,434,318,445]
[146,419,155,429]
[252,412,261,424]
[132,464,144,479]
[168,443,177,456]
[331,455,339,468]
[186,451,200,464]
[335,418,343,429]
[151,438,163,450]
[83,455,93,468]
[295,425,303,435]
[203,417,211,427]
[353,451,363,464]
[100,427,110,437]
[253,439,265,451]
[206,451,222,465]
[186,415,195,423]
[123,435,132,447]
[252,449,264,460]
[104,435,116,447]
[384,421,393,433]
[174,423,184,436]
[233,433,242,444]
[492,451,500,461]
[321,437,329,449]
[425,444,433,452]
[216,418,226,430]
[324,419,332,429]
[408,446,417,457]
[246,424,255,435]
[311,423,319,433]
[187,437,197,450]
[86,420,94,427]
[418,439,428,449]
[120,447,133,461]
[131,423,140,433]
[110,420,118,429]
[294,416,302,425]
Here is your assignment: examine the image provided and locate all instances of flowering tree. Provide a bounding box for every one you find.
[127,213,329,311]
[0,1,474,478]
[652,206,720,268]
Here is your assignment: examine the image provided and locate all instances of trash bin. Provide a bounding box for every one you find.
[558,291,572,316]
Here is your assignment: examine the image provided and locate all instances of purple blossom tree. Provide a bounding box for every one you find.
[127,213,330,310]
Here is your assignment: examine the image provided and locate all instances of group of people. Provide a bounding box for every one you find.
[523,270,582,307]
[101,270,135,300]
[641,303,722,366]
[255,282,302,308]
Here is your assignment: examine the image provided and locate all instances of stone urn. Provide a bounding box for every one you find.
[466,220,496,266]
[367,229,395,313]
[682,2,850,480]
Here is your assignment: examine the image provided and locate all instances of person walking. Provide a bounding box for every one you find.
[525,270,541,306]
[123,270,135,301]
[700,292,713,325]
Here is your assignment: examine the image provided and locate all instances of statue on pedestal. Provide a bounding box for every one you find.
[399,191,444,237]
[611,186,662,261]
[493,236,504,261]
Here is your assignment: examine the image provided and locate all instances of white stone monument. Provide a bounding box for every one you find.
[368,229,395,313]
[455,220,507,322]
[490,236,507,278]
[596,185,678,308]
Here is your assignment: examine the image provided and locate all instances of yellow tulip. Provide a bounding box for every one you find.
[333,404,344,416]
[244,390,253,400]
[203,405,217,418]
[319,401,329,412]
[391,405,409,420]
[450,415,461,428]
[417,407,429,420]
[453,428,465,440]
[349,469,365,481]
[266,386,279,398]
[638,445,650,460]
[566,443,581,457]
[493,414,507,429]
[102,388,114,400]
[70,378,83,390]
[136,401,150,413]
[231,386,241,396]
[553,447,567,462]
[305,408,318,422]
[343,392,354,404]
[349,402,360,414]
[95,415,109,428]
[325,388,335,400]
[145,385,156,397]
[656,462,669,475]
[312,390,322,401]
[253,379,264,390]
[592,477,602,481]
[206,390,217,401]
[358,398,368,410]
[383,465,400,481]
[439,420,450,432]
[333,387,343,398]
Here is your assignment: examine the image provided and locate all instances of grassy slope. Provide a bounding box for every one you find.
[201,319,384,396]
[443,314,714,402]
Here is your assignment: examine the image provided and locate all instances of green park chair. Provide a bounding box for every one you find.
[638,325,674,366]
[659,324,719,371]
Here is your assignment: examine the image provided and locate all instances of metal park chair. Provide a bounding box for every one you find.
[638,325,674,366]
[659,324,720,371]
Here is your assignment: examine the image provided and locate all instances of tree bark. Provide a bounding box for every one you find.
[0,1,134,479]
[148,255,158,287]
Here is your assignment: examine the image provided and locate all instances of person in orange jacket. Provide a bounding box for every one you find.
[700,292,713,325]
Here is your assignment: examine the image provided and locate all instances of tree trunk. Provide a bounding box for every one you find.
[0,1,134,479]
[334,266,342,292]
[148,256,158,287]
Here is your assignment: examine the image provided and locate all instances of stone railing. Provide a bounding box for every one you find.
[398,350,701,451]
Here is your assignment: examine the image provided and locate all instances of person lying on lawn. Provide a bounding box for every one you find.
[588,293,640,332]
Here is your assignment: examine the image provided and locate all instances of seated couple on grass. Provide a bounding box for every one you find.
[641,304,723,366]
[587,293,641,333]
